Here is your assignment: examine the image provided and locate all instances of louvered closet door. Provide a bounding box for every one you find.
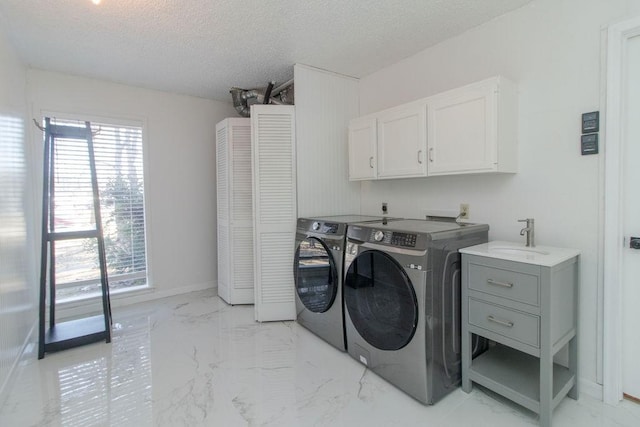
[251,105,297,321]
[229,121,254,303]
[216,121,231,302]
[216,118,252,305]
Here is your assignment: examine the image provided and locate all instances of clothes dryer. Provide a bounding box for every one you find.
[294,215,394,351]
[343,219,488,404]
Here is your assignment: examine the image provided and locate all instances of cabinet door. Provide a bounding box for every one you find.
[377,103,427,178]
[427,82,497,175]
[348,117,377,180]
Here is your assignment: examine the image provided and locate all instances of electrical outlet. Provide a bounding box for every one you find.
[459,203,470,219]
[382,202,388,214]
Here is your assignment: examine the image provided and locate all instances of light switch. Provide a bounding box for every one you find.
[582,111,599,133]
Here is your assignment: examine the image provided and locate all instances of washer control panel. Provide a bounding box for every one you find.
[323,223,338,234]
[391,232,417,248]
[368,229,391,244]
[309,221,339,234]
[366,230,418,247]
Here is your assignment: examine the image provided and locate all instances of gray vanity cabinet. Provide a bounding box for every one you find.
[460,251,579,427]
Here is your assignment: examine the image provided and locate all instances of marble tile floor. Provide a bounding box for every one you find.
[1,289,639,427]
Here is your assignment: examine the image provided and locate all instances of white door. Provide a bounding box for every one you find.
[427,82,496,176]
[377,103,427,178]
[621,33,640,401]
[251,104,297,322]
[348,117,377,180]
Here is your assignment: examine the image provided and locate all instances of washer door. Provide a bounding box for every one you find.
[344,250,418,350]
[294,237,338,313]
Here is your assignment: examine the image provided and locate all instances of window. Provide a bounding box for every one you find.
[48,117,148,301]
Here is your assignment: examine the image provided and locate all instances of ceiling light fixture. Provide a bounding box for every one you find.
[91,0,102,5]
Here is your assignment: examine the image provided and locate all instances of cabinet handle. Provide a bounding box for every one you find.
[369,156,374,169]
[417,150,423,164]
[428,147,434,162]
[487,315,514,328]
[487,278,513,288]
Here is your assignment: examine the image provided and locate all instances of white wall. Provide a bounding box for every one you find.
[0,28,36,404]
[27,70,236,303]
[294,64,361,217]
[358,0,640,394]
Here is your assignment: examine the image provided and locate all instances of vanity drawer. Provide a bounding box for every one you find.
[468,262,539,306]
[468,298,540,348]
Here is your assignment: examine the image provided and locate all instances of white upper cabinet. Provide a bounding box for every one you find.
[347,102,427,181]
[377,102,427,179]
[348,116,377,180]
[427,76,517,176]
[348,76,517,181]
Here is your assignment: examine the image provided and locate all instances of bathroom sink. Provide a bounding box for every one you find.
[489,246,550,256]
[459,241,581,267]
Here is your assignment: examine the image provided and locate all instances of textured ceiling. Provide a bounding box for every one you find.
[0,0,532,102]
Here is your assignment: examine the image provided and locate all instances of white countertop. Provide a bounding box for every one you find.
[459,240,581,267]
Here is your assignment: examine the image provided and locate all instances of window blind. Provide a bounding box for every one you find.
[49,118,147,300]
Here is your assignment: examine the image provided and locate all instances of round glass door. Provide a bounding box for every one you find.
[294,237,338,313]
[344,250,418,350]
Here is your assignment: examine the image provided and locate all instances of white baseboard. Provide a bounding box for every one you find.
[0,319,37,410]
[57,281,217,320]
[579,377,603,400]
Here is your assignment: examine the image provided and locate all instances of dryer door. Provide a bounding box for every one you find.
[344,250,418,350]
[294,237,338,313]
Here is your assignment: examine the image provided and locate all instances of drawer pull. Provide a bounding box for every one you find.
[487,315,514,328]
[487,278,513,288]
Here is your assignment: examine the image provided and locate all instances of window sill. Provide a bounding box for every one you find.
[53,285,154,319]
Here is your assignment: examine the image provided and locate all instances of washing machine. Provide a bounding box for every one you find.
[343,218,489,404]
[293,215,397,351]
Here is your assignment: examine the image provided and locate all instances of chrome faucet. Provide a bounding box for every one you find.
[518,218,535,247]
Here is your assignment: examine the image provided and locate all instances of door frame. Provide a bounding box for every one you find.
[603,15,640,405]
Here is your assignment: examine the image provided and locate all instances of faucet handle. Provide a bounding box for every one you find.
[517,218,535,247]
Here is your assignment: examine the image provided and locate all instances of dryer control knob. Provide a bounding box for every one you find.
[374,230,385,242]
[312,222,321,231]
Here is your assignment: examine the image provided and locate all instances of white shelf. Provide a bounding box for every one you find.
[469,344,575,413]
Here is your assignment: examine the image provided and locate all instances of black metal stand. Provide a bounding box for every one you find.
[38,118,112,359]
